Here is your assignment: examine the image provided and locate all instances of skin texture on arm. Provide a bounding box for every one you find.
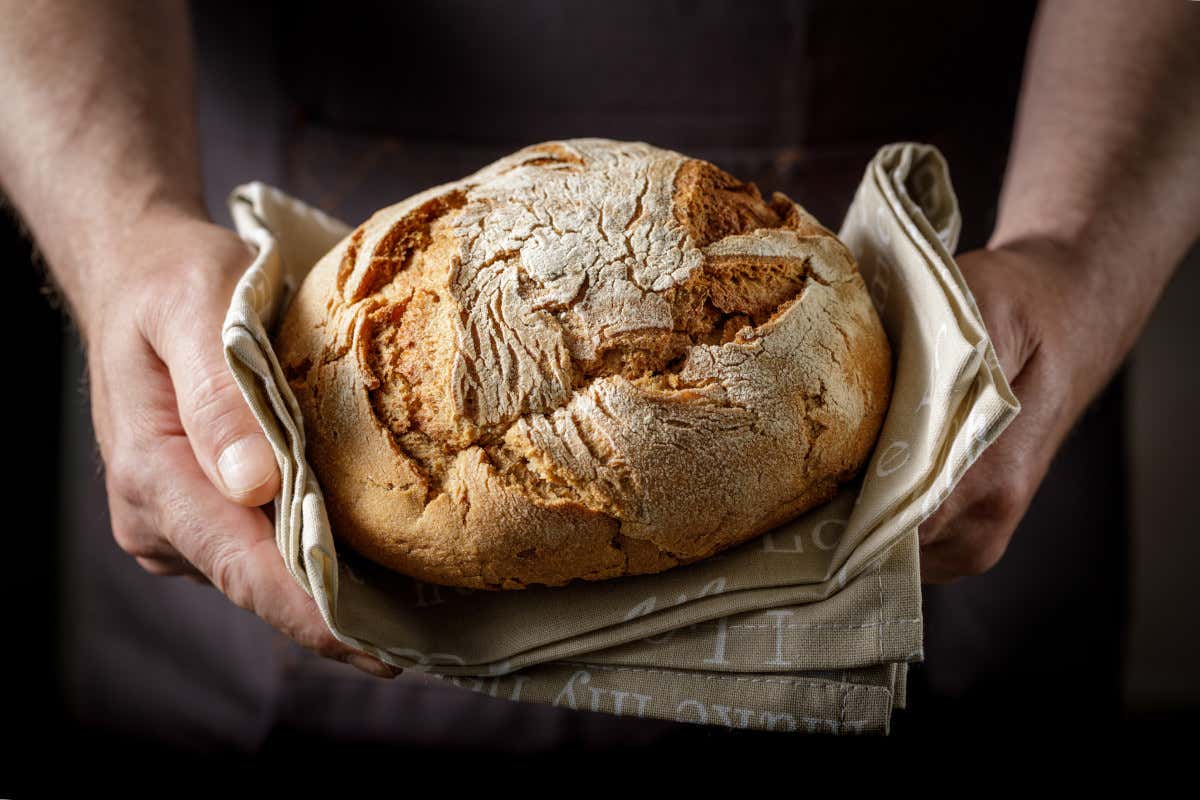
[0,0,397,676]
[919,0,1200,582]
[0,0,203,315]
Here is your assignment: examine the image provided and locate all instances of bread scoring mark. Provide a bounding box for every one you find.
[481,390,645,520]
[516,142,586,169]
[671,159,836,245]
[335,228,364,298]
[344,143,843,518]
[356,211,472,506]
[671,160,787,247]
[342,190,468,303]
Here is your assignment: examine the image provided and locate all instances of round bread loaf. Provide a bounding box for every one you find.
[276,139,891,589]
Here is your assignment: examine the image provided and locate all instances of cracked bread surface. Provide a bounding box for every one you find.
[276,139,892,589]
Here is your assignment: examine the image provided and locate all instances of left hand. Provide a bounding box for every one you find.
[918,239,1108,583]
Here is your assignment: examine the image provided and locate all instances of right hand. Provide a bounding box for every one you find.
[80,207,400,679]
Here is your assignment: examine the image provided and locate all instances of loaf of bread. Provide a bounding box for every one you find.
[276,139,892,589]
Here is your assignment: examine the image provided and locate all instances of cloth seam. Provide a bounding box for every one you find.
[700,619,920,631]
[875,561,886,661]
[558,662,891,694]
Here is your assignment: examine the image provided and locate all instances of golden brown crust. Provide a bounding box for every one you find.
[275,139,892,589]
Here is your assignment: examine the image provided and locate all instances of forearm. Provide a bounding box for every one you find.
[0,0,203,329]
[991,0,1200,391]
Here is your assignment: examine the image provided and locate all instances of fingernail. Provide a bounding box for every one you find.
[347,654,403,679]
[217,435,276,497]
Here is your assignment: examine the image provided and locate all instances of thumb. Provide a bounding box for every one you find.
[150,274,282,507]
[173,320,280,505]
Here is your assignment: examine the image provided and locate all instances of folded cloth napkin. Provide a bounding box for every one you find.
[222,142,1019,735]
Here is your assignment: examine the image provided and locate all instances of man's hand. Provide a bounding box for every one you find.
[918,241,1100,583]
[917,0,1200,582]
[83,207,400,679]
[0,1,399,678]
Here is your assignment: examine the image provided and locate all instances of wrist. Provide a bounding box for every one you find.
[985,233,1107,309]
[982,236,1131,407]
[58,178,209,268]
[42,190,212,337]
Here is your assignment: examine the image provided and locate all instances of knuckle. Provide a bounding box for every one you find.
[173,241,247,295]
[980,487,1024,526]
[959,538,1010,577]
[108,506,170,563]
[152,482,261,612]
[105,451,151,508]
[111,506,176,563]
[110,518,141,557]
[185,519,253,609]
[184,367,255,448]
[284,616,342,658]
[136,556,184,577]
[286,614,348,657]
[185,366,237,420]
[208,543,250,609]
[310,631,346,660]
[981,285,1039,373]
[134,280,190,354]
[111,518,164,561]
[958,553,992,577]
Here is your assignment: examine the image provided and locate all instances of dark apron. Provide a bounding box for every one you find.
[59,0,1127,750]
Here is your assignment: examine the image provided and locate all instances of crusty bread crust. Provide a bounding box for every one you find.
[276,139,892,589]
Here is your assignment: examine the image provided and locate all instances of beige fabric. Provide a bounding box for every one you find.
[222,142,1019,735]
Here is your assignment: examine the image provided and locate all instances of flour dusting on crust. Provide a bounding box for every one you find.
[276,139,892,589]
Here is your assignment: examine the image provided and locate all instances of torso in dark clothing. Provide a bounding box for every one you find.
[58,0,1126,751]
[270,0,1034,244]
